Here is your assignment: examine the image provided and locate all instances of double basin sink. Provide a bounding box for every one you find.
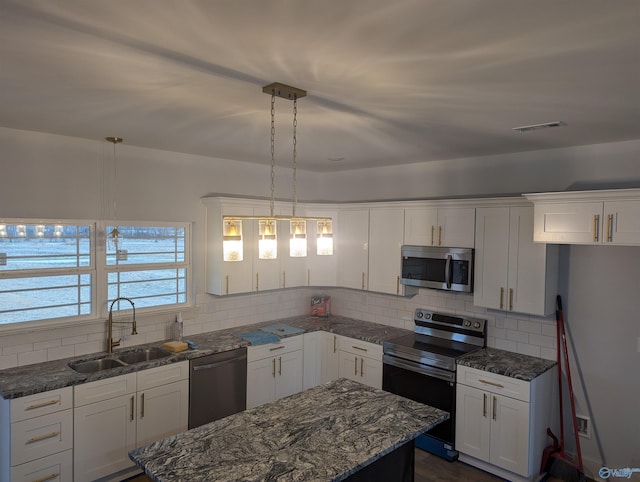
[69,346,172,374]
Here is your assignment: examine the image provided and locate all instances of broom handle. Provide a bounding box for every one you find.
[556,299,565,450]
[557,295,584,472]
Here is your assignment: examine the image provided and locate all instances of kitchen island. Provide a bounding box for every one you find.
[129,378,448,482]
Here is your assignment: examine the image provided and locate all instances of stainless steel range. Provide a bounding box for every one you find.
[382,308,487,461]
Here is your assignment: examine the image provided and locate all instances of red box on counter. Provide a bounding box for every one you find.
[310,295,331,317]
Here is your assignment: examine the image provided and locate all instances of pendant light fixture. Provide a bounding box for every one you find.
[223,83,331,261]
[317,219,333,255]
[105,136,124,256]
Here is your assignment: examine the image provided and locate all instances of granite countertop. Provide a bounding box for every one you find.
[457,347,556,381]
[129,377,448,482]
[0,315,410,399]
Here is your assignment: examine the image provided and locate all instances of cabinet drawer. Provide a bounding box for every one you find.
[338,337,383,360]
[247,335,304,362]
[74,373,136,407]
[11,449,72,482]
[137,361,189,391]
[457,365,530,402]
[11,410,73,466]
[10,388,73,423]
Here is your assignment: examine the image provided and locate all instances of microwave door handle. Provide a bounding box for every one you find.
[445,254,452,289]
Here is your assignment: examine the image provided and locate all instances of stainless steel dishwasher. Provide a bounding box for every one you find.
[188,346,247,429]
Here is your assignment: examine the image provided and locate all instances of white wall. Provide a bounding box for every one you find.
[1,126,639,477]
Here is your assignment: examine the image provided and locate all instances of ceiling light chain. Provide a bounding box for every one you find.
[270,91,276,218]
[292,95,298,218]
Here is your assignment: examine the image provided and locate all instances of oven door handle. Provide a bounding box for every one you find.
[383,354,455,383]
[445,254,452,289]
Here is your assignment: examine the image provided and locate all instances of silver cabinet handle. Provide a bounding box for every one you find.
[593,214,600,242]
[479,378,505,389]
[396,275,400,295]
[333,335,336,353]
[256,272,259,291]
[444,254,452,289]
[32,473,60,482]
[360,357,364,377]
[269,345,285,352]
[225,275,229,295]
[607,214,614,242]
[272,358,276,378]
[483,393,487,418]
[26,399,59,410]
[499,287,504,309]
[352,345,368,352]
[354,356,358,376]
[130,395,135,421]
[430,225,435,246]
[492,396,497,421]
[140,393,145,419]
[26,431,60,444]
[361,272,365,290]
[509,288,514,311]
[278,356,282,376]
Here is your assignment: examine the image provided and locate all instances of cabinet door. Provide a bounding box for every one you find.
[136,379,189,448]
[605,200,640,245]
[360,356,382,389]
[455,384,491,462]
[278,219,307,289]
[338,351,361,384]
[404,206,438,246]
[508,207,557,316]
[437,208,475,248]
[74,394,136,482]
[11,449,72,482]
[246,358,276,409]
[275,350,304,400]
[532,202,603,243]
[489,394,530,476]
[337,209,369,290]
[474,207,510,311]
[369,207,406,295]
[321,332,340,384]
[305,209,338,287]
[303,332,322,390]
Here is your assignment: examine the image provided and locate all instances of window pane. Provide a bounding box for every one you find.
[108,269,186,308]
[0,274,92,324]
[106,226,185,266]
[0,223,91,271]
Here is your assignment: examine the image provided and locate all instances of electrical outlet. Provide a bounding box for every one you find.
[576,415,591,439]
[0,253,6,266]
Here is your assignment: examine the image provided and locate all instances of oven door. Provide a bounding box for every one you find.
[382,354,456,447]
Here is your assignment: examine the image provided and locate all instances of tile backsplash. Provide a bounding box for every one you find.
[0,287,556,370]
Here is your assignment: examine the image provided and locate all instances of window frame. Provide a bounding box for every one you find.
[0,218,192,333]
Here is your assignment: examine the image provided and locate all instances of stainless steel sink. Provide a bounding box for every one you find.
[69,357,126,373]
[116,347,172,364]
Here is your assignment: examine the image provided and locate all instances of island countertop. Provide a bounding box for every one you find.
[129,378,448,482]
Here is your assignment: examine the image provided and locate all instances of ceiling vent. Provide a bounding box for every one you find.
[512,121,567,133]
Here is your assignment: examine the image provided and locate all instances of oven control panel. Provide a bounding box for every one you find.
[414,308,486,334]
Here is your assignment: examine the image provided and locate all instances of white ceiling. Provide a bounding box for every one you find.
[1,1,639,172]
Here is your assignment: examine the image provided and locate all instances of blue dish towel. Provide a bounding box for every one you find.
[236,330,281,345]
[259,324,305,336]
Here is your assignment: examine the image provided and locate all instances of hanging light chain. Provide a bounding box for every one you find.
[292,95,298,218]
[270,91,276,218]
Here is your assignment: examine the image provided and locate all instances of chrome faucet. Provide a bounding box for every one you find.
[107,297,138,353]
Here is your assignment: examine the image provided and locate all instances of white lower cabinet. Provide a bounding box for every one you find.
[321,332,340,384]
[1,387,74,482]
[73,362,189,482]
[456,365,556,481]
[246,336,303,409]
[338,337,383,389]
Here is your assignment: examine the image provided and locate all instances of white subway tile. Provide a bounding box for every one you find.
[34,339,62,351]
[494,338,517,352]
[540,347,556,361]
[18,350,47,366]
[516,343,541,358]
[47,345,75,361]
[3,343,34,356]
[506,329,529,343]
[0,354,18,370]
[62,334,89,346]
[528,333,556,349]
[518,319,542,335]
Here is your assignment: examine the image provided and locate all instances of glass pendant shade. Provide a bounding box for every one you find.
[290,220,307,257]
[223,220,243,261]
[317,220,333,256]
[258,220,277,259]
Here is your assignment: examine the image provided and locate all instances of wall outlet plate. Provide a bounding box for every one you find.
[0,253,6,266]
[576,414,592,439]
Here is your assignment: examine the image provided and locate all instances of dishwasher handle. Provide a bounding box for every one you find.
[192,355,247,372]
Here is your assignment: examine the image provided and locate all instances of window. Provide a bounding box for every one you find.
[0,222,94,324]
[0,220,191,327]
[105,224,188,309]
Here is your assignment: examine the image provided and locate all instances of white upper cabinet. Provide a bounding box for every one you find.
[404,205,475,248]
[305,207,338,287]
[474,205,558,316]
[524,189,640,245]
[369,207,417,296]
[337,208,370,290]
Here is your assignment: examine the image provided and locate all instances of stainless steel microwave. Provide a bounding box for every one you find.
[400,245,474,293]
